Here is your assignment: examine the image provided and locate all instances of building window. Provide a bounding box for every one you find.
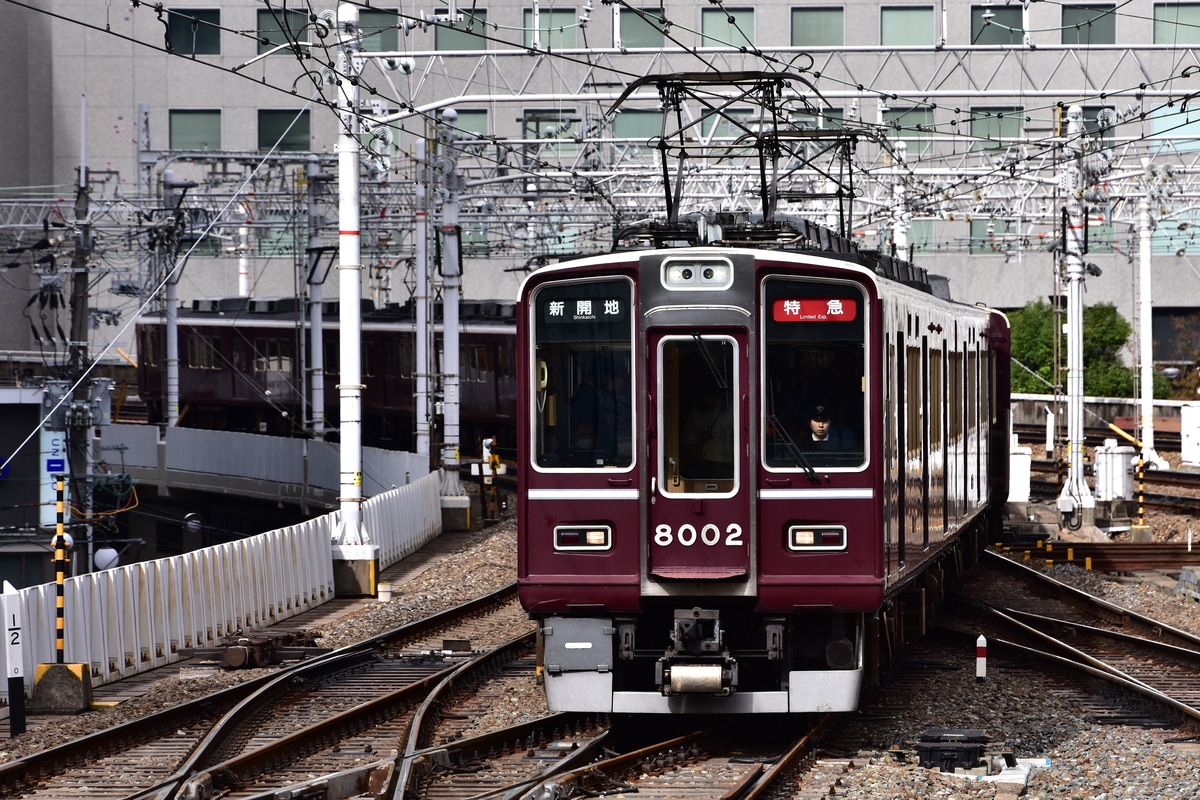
[620,7,665,47]
[880,6,934,46]
[702,107,755,156]
[792,7,844,47]
[524,8,578,49]
[701,7,754,47]
[167,8,220,55]
[969,219,1011,254]
[523,109,579,165]
[1151,103,1200,152]
[1154,2,1200,43]
[1080,105,1116,141]
[179,230,221,256]
[169,110,221,151]
[883,106,934,155]
[970,107,1024,150]
[257,9,309,55]
[256,210,303,255]
[613,109,665,156]
[360,9,399,52]
[1062,4,1116,45]
[907,219,935,256]
[258,109,311,152]
[791,108,845,129]
[971,4,1022,45]
[435,9,488,50]
[445,109,489,156]
[453,109,489,138]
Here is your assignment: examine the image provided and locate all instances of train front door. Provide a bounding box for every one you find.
[647,331,751,581]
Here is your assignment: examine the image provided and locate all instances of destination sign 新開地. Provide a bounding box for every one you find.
[542,297,625,323]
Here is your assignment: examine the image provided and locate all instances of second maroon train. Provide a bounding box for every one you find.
[135,296,517,453]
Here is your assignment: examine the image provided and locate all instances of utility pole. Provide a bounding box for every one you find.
[414,139,432,462]
[891,140,910,263]
[306,156,331,440]
[438,110,465,499]
[1137,167,1169,470]
[1056,104,1096,529]
[67,148,92,575]
[329,2,376,593]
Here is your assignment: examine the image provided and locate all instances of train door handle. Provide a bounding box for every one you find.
[766,478,792,487]
[608,478,632,487]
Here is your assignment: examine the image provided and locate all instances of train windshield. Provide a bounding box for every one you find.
[659,336,738,494]
[762,277,867,469]
[530,278,634,469]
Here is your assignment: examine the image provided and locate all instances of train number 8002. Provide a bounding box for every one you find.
[653,523,744,547]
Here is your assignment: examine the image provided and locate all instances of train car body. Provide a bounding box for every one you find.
[135,298,517,452]
[517,246,1010,714]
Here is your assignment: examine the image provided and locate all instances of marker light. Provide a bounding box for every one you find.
[787,525,847,552]
[662,258,734,290]
[555,525,612,551]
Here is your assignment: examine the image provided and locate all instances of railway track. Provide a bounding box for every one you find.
[518,716,837,800]
[1030,476,1200,517]
[0,585,531,800]
[1015,424,1181,451]
[13,537,1200,800]
[997,541,1200,571]
[952,553,1200,724]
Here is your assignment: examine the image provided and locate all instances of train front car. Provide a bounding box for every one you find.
[517,248,1003,714]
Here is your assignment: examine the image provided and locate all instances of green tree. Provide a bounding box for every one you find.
[1008,300,1168,398]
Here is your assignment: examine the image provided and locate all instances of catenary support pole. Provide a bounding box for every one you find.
[332,2,370,554]
[1056,104,1096,527]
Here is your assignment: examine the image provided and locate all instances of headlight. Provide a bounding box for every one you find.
[661,258,734,290]
[554,525,612,551]
[787,525,847,551]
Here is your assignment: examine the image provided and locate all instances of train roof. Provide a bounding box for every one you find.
[520,244,965,307]
[606,212,943,296]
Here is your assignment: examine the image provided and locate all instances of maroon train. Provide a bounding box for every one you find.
[517,229,1011,714]
[135,297,517,453]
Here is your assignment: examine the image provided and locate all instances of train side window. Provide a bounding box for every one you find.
[762,277,867,470]
[323,337,339,375]
[186,334,220,370]
[530,279,634,470]
[906,346,921,459]
[362,340,375,378]
[140,330,160,367]
[254,337,291,373]
[930,346,943,452]
[397,340,413,378]
[495,343,513,380]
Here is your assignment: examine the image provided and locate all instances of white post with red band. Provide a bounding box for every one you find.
[976,634,987,682]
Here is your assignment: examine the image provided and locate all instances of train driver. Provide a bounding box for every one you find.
[805,402,855,450]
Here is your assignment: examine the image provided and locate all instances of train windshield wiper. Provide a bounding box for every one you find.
[767,413,819,483]
[692,332,728,389]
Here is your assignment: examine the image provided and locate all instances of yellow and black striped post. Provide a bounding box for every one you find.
[1136,455,1146,528]
[54,478,66,664]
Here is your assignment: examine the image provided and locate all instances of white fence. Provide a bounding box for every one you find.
[0,471,443,703]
